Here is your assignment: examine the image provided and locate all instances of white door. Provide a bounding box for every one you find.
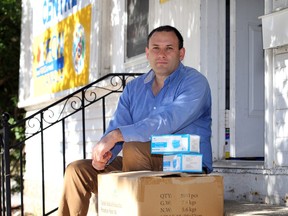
[230,0,264,158]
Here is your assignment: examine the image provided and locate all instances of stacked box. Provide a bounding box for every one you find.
[151,134,203,173]
[98,171,224,216]
[151,134,200,154]
[163,153,203,173]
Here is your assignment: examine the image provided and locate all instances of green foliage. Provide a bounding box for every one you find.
[0,0,25,194]
[0,0,22,115]
[9,117,25,141]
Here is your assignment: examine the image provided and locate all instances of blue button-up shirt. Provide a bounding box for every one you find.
[105,63,213,173]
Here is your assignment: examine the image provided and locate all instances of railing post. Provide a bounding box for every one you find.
[2,113,11,216]
[122,74,127,89]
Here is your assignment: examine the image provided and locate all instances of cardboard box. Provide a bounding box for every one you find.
[163,153,203,173]
[98,171,224,216]
[151,134,200,154]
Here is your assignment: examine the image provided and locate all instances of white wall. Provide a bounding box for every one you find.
[261,1,288,168]
[150,0,201,70]
[19,0,33,107]
[274,48,288,167]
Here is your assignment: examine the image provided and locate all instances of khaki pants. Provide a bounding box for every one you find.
[58,141,163,216]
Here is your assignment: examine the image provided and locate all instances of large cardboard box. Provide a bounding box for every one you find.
[98,171,224,216]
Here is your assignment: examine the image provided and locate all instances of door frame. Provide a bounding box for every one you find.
[229,0,237,158]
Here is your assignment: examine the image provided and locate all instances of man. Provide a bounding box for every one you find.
[58,25,212,216]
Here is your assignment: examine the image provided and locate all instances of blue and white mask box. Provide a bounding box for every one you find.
[163,153,203,173]
[151,134,200,154]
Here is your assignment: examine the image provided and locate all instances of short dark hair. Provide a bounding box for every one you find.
[147,25,184,49]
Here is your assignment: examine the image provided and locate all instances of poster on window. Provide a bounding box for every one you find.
[32,1,91,96]
[126,0,149,59]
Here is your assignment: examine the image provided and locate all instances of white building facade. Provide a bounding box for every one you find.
[18,0,288,214]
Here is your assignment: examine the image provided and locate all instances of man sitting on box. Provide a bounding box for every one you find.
[58,25,213,216]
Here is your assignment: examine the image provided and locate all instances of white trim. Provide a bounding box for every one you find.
[229,0,237,157]
[19,0,33,105]
[200,0,227,161]
[260,8,288,49]
[265,49,274,168]
[218,0,227,160]
[89,0,101,81]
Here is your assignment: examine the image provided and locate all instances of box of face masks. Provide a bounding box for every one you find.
[151,134,200,154]
[98,171,224,216]
[163,153,203,173]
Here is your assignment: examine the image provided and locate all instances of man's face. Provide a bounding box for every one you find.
[146,31,185,76]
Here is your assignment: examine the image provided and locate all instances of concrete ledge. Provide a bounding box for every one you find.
[225,200,288,216]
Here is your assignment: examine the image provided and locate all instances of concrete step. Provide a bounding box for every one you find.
[225,200,288,216]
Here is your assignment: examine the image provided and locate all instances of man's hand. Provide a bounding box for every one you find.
[91,151,112,170]
[91,129,123,170]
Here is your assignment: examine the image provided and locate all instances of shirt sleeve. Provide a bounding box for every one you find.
[104,85,134,135]
[118,72,211,142]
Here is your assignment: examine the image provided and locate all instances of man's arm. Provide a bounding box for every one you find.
[91,129,123,170]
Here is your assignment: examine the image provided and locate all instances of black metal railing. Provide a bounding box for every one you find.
[0,73,142,216]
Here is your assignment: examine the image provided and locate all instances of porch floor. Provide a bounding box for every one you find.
[11,199,288,215]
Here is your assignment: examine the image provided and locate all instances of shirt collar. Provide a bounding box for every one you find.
[143,63,183,84]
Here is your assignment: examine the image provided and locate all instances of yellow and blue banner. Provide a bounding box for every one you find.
[32,1,91,96]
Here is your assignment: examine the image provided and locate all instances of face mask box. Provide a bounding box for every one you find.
[163,153,203,173]
[151,134,200,154]
[98,171,224,216]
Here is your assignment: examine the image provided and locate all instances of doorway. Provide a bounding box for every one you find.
[226,0,265,160]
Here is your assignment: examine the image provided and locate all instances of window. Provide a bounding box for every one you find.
[126,0,149,59]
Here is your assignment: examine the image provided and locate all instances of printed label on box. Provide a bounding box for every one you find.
[163,155,182,171]
[181,154,202,172]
